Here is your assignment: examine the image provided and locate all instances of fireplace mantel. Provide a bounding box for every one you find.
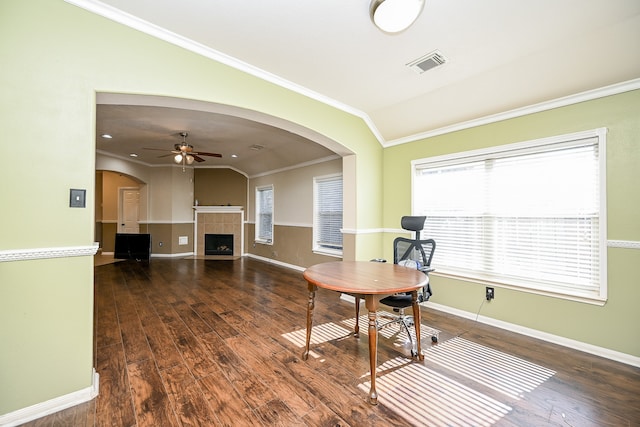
[193,205,243,213]
[193,206,244,257]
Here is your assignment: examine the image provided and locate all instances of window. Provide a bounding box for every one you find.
[413,128,607,303]
[314,174,343,256]
[255,185,273,243]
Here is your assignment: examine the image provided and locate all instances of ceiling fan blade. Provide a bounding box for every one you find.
[143,147,170,151]
[157,153,174,158]
[193,151,222,158]
[192,155,206,162]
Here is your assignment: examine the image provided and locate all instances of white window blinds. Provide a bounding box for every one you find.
[314,175,343,255]
[413,129,606,302]
[256,185,273,242]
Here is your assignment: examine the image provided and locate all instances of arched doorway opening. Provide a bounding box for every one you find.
[95,93,357,263]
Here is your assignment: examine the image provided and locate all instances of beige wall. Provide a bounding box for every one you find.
[95,171,145,250]
[100,171,142,220]
[246,158,343,266]
[96,157,341,266]
[97,157,343,266]
[248,158,342,225]
[245,224,340,267]
[140,223,193,255]
[194,168,248,209]
[100,223,117,253]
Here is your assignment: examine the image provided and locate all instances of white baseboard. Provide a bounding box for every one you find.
[425,302,640,368]
[244,253,306,272]
[150,252,194,258]
[0,369,99,427]
[339,295,640,368]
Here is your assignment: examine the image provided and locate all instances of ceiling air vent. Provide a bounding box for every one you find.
[407,50,447,74]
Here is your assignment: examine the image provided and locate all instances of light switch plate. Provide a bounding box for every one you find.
[70,189,86,208]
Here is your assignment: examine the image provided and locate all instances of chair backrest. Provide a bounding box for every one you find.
[393,216,435,273]
[393,237,435,273]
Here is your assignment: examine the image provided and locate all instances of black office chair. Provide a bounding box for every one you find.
[378,216,437,357]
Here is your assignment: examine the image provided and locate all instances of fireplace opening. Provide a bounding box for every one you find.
[205,234,234,255]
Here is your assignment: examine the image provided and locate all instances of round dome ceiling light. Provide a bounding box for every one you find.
[370,0,425,34]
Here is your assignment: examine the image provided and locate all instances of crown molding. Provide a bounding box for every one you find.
[67,1,640,149]
[65,0,385,146]
[385,78,640,147]
[96,149,338,179]
[249,155,341,179]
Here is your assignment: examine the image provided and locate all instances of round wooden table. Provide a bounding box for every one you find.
[302,261,428,405]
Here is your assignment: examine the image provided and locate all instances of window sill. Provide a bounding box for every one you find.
[313,248,343,258]
[254,240,273,246]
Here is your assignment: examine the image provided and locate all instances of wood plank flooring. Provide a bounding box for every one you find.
[22,257,640,426]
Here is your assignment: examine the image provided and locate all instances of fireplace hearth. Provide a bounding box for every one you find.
[205,234,234,255]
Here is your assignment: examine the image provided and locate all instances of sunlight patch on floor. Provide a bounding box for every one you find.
[423,337,556,399]
[281,312,440,353]
[340,312,440,343]
[359,357,512,426]
[284,317,557,424]
[281,322,353,348]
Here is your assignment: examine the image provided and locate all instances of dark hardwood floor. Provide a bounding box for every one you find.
[22,258,640,426]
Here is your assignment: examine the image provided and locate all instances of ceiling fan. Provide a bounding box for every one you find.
[144,132,221,171]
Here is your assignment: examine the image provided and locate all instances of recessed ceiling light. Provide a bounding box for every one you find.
[101,134,112,139]
[129,153,138,158]
[231,154,238,158]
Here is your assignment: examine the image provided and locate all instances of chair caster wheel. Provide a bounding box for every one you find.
[431,336,438,343]
[411,349,418,357]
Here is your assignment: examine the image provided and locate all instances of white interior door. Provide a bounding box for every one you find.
[119,188,140,233]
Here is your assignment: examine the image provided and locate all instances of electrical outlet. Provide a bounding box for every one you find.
[486,287,495,301]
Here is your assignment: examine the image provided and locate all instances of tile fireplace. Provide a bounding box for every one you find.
[193,206,243,257]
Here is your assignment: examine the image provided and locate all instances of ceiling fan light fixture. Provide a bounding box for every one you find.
[174,153,183,164]
[186,154,194,165]
[370,0,425,34]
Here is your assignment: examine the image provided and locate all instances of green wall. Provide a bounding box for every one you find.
[383,90,640,358]
[1,0,637,419]
[0,0,382,416]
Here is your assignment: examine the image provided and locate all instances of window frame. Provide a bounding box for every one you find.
[313,173,343,257]
[255,184,274,245]
[411,128,607,304]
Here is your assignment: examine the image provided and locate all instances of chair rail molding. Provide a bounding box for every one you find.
[0,243,99,262]
[607,239,640,250]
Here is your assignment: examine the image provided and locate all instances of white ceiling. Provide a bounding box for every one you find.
[86,0,640,176]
